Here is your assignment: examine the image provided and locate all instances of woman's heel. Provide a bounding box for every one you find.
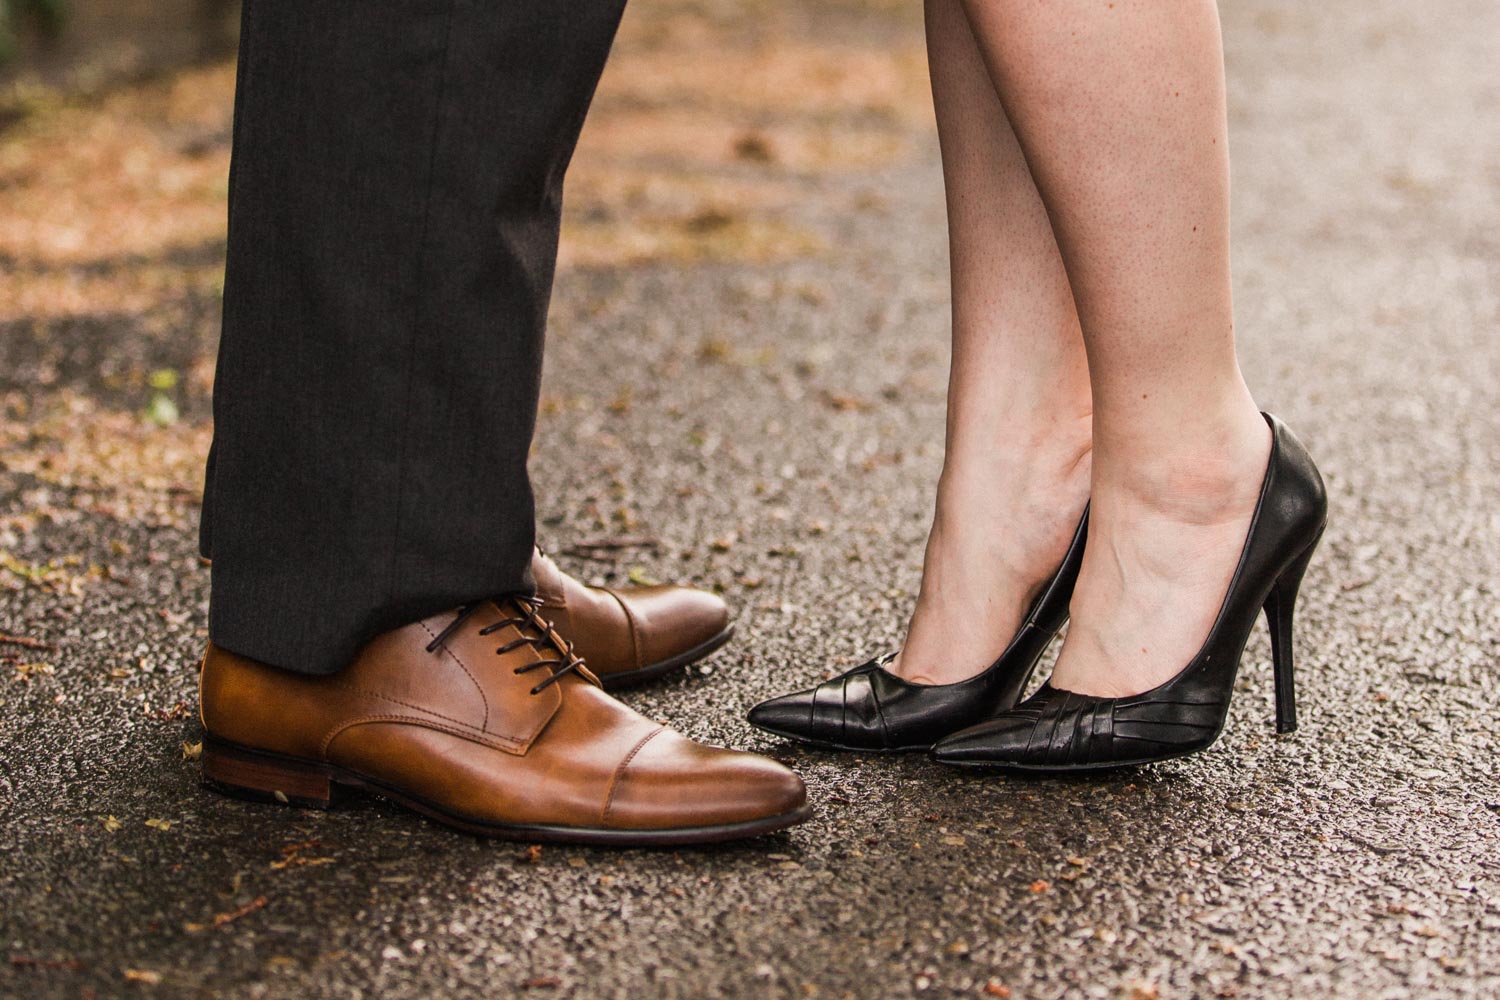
[1262,529,1323,734]
[931,414,1329,772]
[201,736,336,809]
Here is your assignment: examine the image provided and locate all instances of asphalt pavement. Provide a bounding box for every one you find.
[1,0,1496,997]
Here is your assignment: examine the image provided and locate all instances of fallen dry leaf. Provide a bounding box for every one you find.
[271,840,334,870]
[144,700,192,721]
[626,566,661,586]
[823,391,868,412]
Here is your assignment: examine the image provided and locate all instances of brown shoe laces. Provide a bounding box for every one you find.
[425,597,591,695]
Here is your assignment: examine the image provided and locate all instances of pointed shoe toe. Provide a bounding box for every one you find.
[749,651,1044,754]
[746,688,825,742]
[747,508,1091,754]
[747,660,904,750]
[929,710,1042,768]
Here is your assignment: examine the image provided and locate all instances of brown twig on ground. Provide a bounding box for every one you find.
[0,633,53,651]
[10,955,84,971]
[558,549,619,563]
[565,536,662,551]
[212,896,267,930]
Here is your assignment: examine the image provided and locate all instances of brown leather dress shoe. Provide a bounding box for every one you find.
[531,549,733,690]
[199,598,808,845]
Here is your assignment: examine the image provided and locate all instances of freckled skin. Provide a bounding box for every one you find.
[888,1,1272,698]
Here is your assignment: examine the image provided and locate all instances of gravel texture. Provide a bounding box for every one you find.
[1,1,1496,997]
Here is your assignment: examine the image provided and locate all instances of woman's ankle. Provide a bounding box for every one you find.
[1090,403,1268,525]
[893,434,1092,685]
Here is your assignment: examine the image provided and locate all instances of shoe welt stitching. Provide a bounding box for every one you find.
[320,714,530,759]
[336,683,487,735]
[415,619,489,731]
[600,726,665,827]
[603,588,644,670]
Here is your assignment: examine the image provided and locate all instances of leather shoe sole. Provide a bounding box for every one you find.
[202,733,808,846]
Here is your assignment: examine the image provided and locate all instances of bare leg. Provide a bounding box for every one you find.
[890,0,1092,686]
[958,0,1271,697]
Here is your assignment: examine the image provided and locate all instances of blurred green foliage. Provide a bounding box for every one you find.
[0,0,67,65]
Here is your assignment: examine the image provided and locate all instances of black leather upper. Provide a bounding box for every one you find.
[931,414,1328,771]
[747,509,1089,752]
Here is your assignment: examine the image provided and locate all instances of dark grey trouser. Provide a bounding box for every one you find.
[200,0,628,674]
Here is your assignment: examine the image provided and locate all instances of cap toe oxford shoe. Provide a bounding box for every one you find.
[199,598,807,845]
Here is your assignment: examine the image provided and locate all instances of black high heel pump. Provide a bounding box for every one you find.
[931,413,1326,772]
[746,508,1089,753]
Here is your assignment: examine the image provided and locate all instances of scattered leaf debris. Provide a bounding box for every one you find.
[626,567,661,586]
[564,536,661,553]
[212,896,267,930]
[10,955,83,972]
[271,841,334,870]
[523,976,562,989]
[0,633,54,651]
[14,662,54,680]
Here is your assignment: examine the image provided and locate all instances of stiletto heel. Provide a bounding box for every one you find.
[932,413,1328,772]
[1263,529,1321,734]
[747,508,1090,752]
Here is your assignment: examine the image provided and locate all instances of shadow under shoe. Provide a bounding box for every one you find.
[746,508,1089,752]
[932,413,1327,773]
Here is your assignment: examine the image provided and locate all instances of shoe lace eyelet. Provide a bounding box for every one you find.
[428,599,592,695]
